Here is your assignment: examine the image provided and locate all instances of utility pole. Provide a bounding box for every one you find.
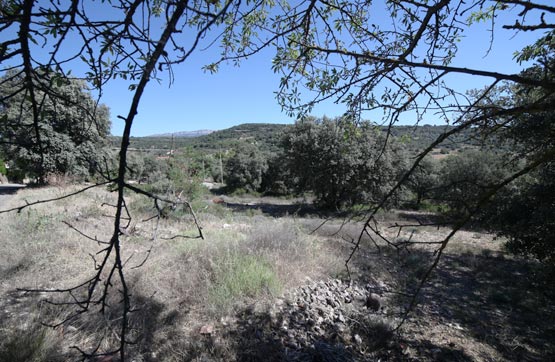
[169,133,174,157]
[219,149,224,184]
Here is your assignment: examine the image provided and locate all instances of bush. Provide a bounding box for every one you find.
[485,163,555,267]
[0,157,6,176]
[434,150,513,219]
[224,143,268,193]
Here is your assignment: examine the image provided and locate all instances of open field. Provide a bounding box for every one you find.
[0,186,554,361]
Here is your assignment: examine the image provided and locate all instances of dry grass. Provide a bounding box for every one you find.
[1,186,554,361]
[0,186,345,359]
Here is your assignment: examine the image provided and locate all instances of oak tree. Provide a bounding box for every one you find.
[0,70,110,182]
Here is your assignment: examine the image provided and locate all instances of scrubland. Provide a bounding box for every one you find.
[0,185,553,361]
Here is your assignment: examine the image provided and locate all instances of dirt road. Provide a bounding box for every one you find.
[0,184,25,209]
[0,193,15,209]
[0,194,12,209]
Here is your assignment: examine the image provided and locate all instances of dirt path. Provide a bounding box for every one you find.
[0,184,26,209]
[0,194,12,209]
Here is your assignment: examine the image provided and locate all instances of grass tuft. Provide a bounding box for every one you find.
[0,323,63,362]
[208,253,281,313]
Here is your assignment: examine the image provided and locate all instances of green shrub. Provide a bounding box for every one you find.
[224,143,268,193]
[0,157,6,176]
[485,164,555,268]
[434,150,513,219]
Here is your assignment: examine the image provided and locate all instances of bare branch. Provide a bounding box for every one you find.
[0,180,115,214]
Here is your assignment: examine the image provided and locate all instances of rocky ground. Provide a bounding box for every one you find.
[218,278,398,361]
[182,250,555,362]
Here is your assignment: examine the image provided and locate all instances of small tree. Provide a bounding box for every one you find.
[405,156,439,208]
[281,117,403,209]
[224,143,268,193]
[434,150,512,219]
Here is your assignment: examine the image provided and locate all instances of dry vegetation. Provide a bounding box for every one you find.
[0,186,554,361]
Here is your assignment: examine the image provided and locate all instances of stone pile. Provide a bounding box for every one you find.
[230,278,395,361]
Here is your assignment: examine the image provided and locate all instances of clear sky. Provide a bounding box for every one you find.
[106,46,291,137]
[102,7,544,137]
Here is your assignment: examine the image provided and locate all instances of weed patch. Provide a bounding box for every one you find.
[208,254,281,314]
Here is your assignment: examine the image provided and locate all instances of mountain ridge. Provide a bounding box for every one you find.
[147,129,214,138]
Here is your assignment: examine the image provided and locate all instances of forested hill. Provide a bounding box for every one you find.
[110,123,288,153]
[183,123,287,152]
[111,123,480,153]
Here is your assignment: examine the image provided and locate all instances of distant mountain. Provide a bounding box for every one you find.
[147,130,214,138]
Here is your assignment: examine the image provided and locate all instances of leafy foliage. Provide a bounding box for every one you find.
[281,117,404,209]
[0,70,110,182]
[434,150,513,219]
[132,152,206,202]
[261,153,295,196]
[0,156,6,176]
[224,142,268,193]
[478,50,555,266]
[404,156,439,208]
[487,165,555,265]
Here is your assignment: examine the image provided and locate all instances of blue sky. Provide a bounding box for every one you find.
[1,1,548,137]
[103,7,544,137]
[107,47,288,136]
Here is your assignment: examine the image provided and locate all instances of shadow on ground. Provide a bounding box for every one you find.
[224,201,321,218]
[394,248,555,361]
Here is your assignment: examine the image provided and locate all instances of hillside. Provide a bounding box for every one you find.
[112,123,481,155]
[111,123,289,153]
[183,123,288,152]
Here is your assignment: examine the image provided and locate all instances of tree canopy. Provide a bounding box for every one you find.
[224,142,268,193]
[0,70,110,182]
[281,117,404,209]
